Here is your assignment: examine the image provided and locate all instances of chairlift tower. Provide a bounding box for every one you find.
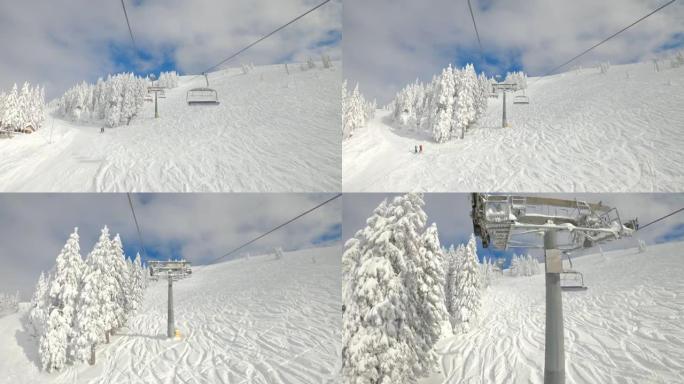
[471,194,635,384]
[491,82,517,127]
[148,260,192,338]
[147,86,166,118]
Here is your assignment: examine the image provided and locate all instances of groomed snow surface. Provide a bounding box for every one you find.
[0,63,341,192]
[343,61,684,192]
[423,241,684,384]
[0,246,341,384]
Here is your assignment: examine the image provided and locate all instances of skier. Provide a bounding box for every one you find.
[414,145,418,154]
[419,144,423,153]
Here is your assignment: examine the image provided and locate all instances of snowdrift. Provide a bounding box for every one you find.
[0,246,341,383]
[425,241,684,384]
[0,63,341,192]
[343,61,684,192]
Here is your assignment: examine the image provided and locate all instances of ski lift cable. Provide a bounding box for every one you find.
[532,0,676,82]
[119,0,138,52]
[467,0,484,60]
[638,207,684,231]
[191,0,332,81]
[127,193,149,260]
[205,193,342,265]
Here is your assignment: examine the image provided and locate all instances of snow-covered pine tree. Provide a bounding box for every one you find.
[444,244,464,325]
[109,234,130,331]
[410,223,447,374]
[510,254,520,276]
[2,84,20,131]
[342,197,416,384]
[90,226,117,341]
[453,65,477,139]
[638,239,647,253]
[430,66,456,143]
[274,247,284,260]
[39,307,70,371]
[480,256,491,288]
[452,234,481,333]
[38,228,84,370]
[442,245,457,319]
[130,253,145,311]
[72,262,104,365]
[29,271,50,337]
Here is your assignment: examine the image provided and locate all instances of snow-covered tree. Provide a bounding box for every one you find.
[157,71,179,88]
[0,82,46,133]
[29,272,50,336]
[72,262,104,365]
[343,193,445,383]
[430,66,456,143]
[391,63,489,143]
[109,234,131,330]
[638,239,647,253]
[0,291,20,314]
[38,228,84,370]
[451,234,481,333]
[39,308,69,371]
[505,71,528,90]
[342,80,375,140]
[274,247,284,260]
[509,254,540,277]
[57,73,146,128]
[410,223,447,373]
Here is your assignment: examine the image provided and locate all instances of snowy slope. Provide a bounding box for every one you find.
[0,246,341,384]
[424,241,684,384]
[0,63,341,192]
[343,61,684,192]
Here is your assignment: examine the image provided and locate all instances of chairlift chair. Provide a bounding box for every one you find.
[187,73,220,105]
[513,92,530,104]
[560,270,588,291]
[560,253,588,291]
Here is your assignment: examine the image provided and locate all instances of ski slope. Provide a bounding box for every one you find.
[424,241,684,384]
[0,246,342,384]
[0,63,341,192]
[343,61,684,192]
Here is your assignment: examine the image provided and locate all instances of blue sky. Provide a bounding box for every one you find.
[0,0,342,98]
[0,194,341,298]
[343,0,684,103]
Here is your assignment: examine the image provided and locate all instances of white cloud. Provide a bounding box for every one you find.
[0,0,341,98]
[343,0,684,103]
[0,193,341,299]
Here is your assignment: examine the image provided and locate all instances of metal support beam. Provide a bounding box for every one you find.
[154,92,159,119]
[167,274,174,338]
[502,90,508,127]
[544,229,565,384]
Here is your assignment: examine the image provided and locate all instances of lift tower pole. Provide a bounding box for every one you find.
[167,274,174,338]
[148,260,192,338]
[492,82,515,128]
[543,227,564,384]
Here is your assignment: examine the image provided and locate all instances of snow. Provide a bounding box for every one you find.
[422,241,684,384]
[0,246,341,384]
[343,61,684,192]
[0,63,341,192]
